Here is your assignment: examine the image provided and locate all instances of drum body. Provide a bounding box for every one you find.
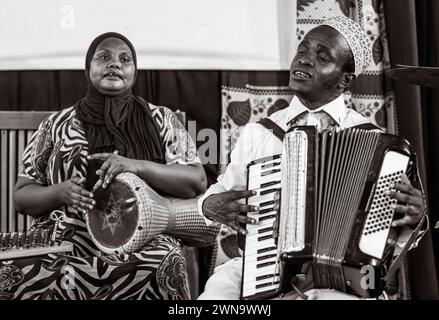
[86,172,172,254]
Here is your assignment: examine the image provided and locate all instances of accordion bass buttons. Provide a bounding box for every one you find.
[358,151,410,259]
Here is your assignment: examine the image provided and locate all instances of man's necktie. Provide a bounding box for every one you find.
[288,110,337,132]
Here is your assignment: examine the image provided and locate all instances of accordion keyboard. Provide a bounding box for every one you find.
[242,156,282,299]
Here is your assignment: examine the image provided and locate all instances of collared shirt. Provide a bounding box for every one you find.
[198,94,370,221]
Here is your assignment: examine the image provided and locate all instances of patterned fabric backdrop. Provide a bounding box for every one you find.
[215,0,398,268]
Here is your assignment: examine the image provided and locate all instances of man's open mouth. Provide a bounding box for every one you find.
[292,70,312,79]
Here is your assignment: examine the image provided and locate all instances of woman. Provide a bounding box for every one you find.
[10,32,208,300]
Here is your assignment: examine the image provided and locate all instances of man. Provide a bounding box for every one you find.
[197,16,426,300]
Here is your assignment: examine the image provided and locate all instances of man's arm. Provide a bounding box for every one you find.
[198,124,265,232]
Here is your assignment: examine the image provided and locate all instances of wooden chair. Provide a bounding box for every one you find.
[0,111,54,233]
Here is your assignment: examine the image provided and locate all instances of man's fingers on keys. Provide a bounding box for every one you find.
[392,216,413,227]
[237,204,259,214]
[386,190,413,205]
[228,221,248,235]
[229,189,257,201]
[235,214,257,225]
[392,203,418,216]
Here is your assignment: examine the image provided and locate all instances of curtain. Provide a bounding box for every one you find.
[384,0,439,300]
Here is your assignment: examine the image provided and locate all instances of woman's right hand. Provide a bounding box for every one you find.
[56,177,95,214]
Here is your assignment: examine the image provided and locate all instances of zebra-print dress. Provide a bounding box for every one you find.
[0,104,200,300]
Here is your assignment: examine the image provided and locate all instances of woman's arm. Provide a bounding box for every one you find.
[14,176,95,218]
[135,161,207,198]
[88,153,207,198]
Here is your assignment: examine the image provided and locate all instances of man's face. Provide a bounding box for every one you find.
[289,26,353,105]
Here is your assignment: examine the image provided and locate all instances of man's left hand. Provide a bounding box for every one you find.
[386,174,425,227]
[88,152,141,189]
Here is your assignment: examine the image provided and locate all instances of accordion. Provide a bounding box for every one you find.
[241,126,416,300]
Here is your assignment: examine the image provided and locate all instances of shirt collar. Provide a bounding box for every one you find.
[285,95,347,127]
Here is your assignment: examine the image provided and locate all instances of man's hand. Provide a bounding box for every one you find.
[202,190,259,235]
[88,152,141,189]
[56,177,95,214]
[387,174,425,227]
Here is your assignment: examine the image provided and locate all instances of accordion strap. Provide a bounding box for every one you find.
[384,214,427,285]
[257,118,286,141]
[257,118,381,142]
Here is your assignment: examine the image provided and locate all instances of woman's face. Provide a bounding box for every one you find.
[89,37,135,96]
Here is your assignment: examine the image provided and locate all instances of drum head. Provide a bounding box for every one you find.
[88,179,138,249]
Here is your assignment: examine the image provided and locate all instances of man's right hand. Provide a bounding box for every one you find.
[202,190,259,235]
[56,177,95,214]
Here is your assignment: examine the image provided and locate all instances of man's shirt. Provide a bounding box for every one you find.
[199,94,370,219]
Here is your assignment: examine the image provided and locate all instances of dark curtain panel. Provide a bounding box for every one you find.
[384,0,439,299]
[416,0,439,299]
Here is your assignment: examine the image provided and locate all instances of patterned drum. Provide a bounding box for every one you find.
[86,172,218,254]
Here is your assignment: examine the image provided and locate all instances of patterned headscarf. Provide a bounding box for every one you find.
[320,16,372,76]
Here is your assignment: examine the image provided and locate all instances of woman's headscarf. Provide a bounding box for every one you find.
[75,32,165,187]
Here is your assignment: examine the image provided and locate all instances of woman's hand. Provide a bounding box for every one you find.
[387,174,425,227]
[88,152,141,188]
[56,177,95,214]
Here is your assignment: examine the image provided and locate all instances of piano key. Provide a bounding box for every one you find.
[259,214,277,222]
[261,161,281,170]
[258,207,274,214]
[258,226,273,234]
[243,264,279,281]
[260,180,281,189]
[244,258,278,273]
[248,161,281,176]
[245,238,276,251]
[243,283,280,298]
[243,276,280,291]
[257,246,277,255]
[244,253,277,263]
[246,212,276,224]
[260,188,279,196]
[257,259,277,269]
[245,230,273,241]
[256,279,280,289]
[246,219,275,232]
[256,273,280,281]
[248,172,281,186]
[243,276,280,292]
[259,200,274,208]
[261,169,281,176]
